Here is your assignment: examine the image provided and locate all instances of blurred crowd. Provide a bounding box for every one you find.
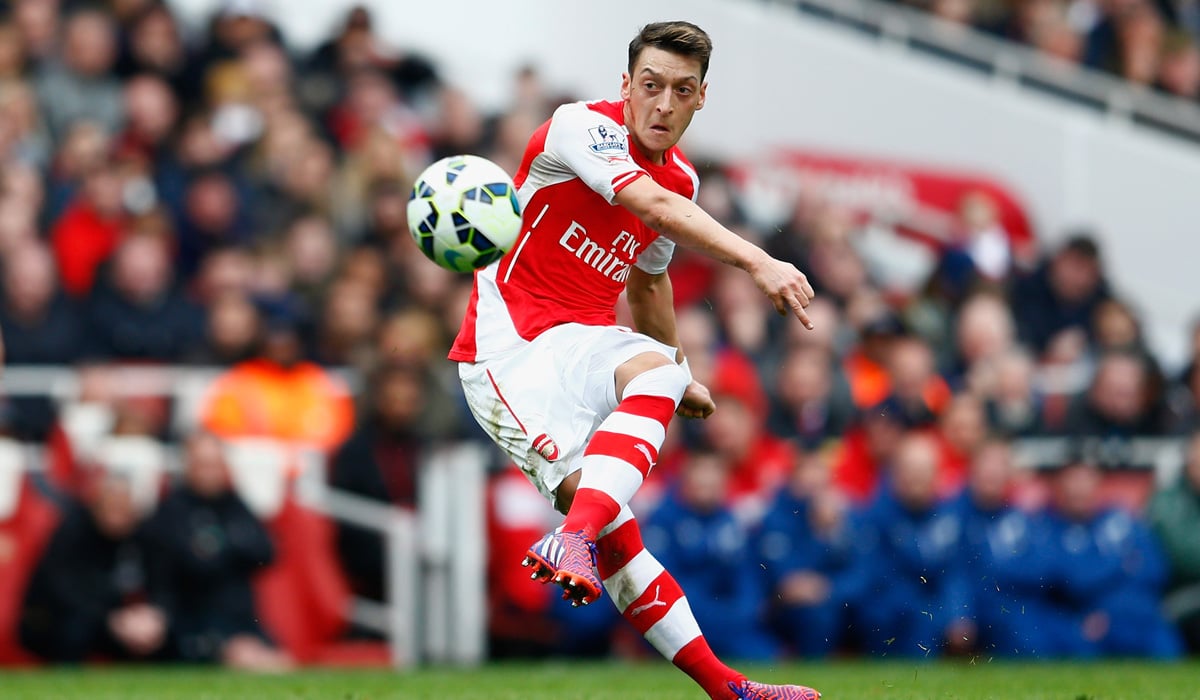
[895,0,1200,100]
[0,0,1198,669]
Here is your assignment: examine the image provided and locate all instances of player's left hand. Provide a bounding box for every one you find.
[677,380,715,419]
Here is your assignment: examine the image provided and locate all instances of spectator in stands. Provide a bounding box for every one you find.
[976,347,1045,437]
[117,74,179,166]
[314,279,377,368]
[1042,461,1182,657]
[951,191,1012,283]
[888,336,953,428]
[174,169,252,281]
[20,472,169,663]
[933,393,988,495]
[857,434,973,657]
[1158,30,1200,97]
[642,449,779,661]
[831,398,909,504]
[984,0,1065,46]
[1010,234,1111,355]
[957,439,1055,656]
[701,350,795,523]
[198,291,261,365]
[0,80,53,170]
[114,5,190,96]
[197,0,284,69]
[374,307,463,439]
[11,0,59,69]
[0,19,26,81]
[201,298,354,452]
[0,242,83,438]
[1030,10,1084,63]
[1147,428,1200,652]
[769,345,855,450]
[1063,350,1170,438]
[1111,4,1167,85]
[302,5,440,111]
[86,230,205,361]
[1174,347,1200,433]
[148,431,289,670]
[948,292,1016,387]
[842,310,904,411]
[283,213,340,315]
[0,241,82,366]
[755,450,870,657]
[192,244,256,305]
[329,363,428,600]
[710,263,777,364]
[50,157,127,298]
[33,7,123,138]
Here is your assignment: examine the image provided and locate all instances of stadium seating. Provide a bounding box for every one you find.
[252,496,392,666]
[0,441,60,665]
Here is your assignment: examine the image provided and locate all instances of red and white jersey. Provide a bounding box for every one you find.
[449,99,699,362]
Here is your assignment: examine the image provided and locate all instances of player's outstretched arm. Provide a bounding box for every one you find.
[615,176,815,328]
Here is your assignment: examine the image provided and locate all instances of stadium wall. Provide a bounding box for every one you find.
[172,0,1200,368]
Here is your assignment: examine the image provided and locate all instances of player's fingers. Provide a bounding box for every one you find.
[791,297,815,329]
[799,274,815,301]
[771,292,788,316]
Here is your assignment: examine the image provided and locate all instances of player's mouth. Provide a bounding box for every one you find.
[649,124,670,135]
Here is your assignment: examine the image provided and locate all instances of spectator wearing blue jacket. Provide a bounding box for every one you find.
[956,440,1055,657]
[1041,461,1183,658]
[858,434,973,658]
[642,449,778,661]
[755,450,870,657]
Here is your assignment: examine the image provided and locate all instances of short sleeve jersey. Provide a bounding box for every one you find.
[449,100,700,362]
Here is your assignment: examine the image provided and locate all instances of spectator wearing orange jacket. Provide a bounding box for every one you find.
[202,299,353,453]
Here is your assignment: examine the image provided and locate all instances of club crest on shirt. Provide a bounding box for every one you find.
[587,124,628,156]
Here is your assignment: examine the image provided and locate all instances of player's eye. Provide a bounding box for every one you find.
[643,82,658,91]
[677,87,692,96]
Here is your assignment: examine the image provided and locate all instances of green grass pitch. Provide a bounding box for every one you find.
[3,660,1197,699]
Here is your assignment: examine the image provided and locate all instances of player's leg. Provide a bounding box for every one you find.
[595,506,820,700]
[525,352,687,604]
[561,352,685,538]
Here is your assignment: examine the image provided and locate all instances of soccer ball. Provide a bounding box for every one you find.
[407,155,522,273]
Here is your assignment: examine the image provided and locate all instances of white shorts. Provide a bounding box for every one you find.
[459,323,678,502]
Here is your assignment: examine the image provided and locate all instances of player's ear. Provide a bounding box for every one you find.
[696,82,707,111]
[620,72,632,101]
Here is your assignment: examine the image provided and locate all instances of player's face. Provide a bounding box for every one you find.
[621,47,706,163]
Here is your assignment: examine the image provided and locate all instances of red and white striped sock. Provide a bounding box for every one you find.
[596,507,745,700]
[560,363,686,540]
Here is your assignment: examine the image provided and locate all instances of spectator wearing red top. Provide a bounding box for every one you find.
[701,349,794,523]
[831,397,909,504]
[50,161,126,297]
[933,394,989,497]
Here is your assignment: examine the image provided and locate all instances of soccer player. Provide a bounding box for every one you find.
[451,22,820,700]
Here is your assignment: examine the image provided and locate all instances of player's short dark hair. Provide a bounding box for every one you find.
[628,21,712,80]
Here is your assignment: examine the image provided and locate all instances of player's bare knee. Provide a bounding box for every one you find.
[615,353,688,402]
[554,471,582,514]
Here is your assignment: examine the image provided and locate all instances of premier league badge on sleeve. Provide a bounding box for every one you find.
[587,124,629,156]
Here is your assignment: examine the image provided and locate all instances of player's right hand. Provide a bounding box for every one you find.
[746,254,815,329]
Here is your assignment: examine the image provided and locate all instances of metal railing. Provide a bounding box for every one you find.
[6,431,487,669]
[767,0,1200,144]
